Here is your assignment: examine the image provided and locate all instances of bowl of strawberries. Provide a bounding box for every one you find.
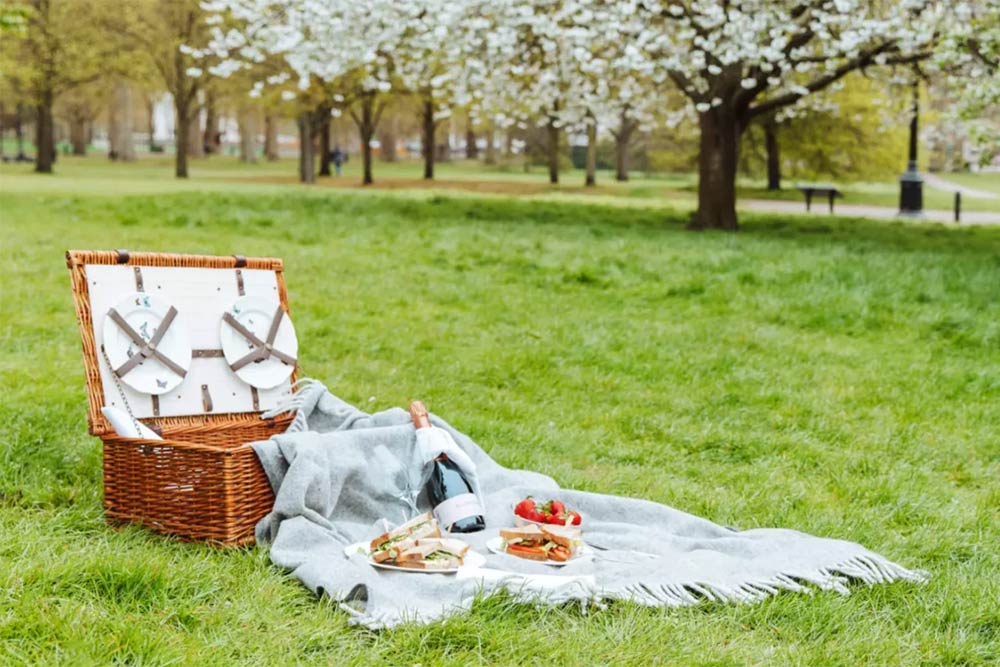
[513,496,582,527]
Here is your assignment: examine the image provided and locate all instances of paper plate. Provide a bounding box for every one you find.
[512,506,583,528]
[486,536,591,567]
[102,293,191,395]
[344,542,485,574]
[220,295,298,389]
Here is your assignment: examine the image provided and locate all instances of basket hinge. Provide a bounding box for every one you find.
[115,249,130,264]
[233,255,247,268]
[201,384,214,412]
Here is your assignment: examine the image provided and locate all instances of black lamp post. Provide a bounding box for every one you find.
[898,77,923,217]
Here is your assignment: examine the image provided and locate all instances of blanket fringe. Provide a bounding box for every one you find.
[340,554,926,630]
[610,553,926,609]
[261,378,323,432]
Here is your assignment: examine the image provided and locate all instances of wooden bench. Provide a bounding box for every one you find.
[797,185,843,214]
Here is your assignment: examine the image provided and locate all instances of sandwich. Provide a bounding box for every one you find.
[367,514,469,569]
[369,512,443,563]
[393,538,471,570]
[500,524,582,562]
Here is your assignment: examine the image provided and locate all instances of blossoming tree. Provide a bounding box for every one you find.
[934,1,999,161]
[204,0,412,185]
[634,0,944,229]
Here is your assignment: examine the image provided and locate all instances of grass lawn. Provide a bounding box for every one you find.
[2,154,997,213]
[1,162,999,665]
[937,172,1000,197]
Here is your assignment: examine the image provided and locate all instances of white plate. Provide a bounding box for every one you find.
[486,536,591,566]
[344,542,485,574]
[220,295,298,389]
[102,293,191,395]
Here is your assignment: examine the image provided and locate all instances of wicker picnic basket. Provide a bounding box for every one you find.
[66,249,298,546]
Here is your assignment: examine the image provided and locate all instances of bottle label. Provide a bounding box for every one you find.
[433,493,483,530]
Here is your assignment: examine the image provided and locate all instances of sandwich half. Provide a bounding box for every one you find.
[369,512,442,555]
[367,514,467,569]
[501,523,580,562]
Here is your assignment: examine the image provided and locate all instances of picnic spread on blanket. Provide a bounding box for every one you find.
[66,250,927,630]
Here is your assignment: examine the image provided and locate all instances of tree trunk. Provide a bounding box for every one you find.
[187,109,204,158]
[146,95,156,150]
[203,94,218,155]
[585,121,597,187]
[614,112,634,182]
[421,98,435,180]
[765,120,781,191]
[693,109,740,231]
[34,93,55,173]
[379,114,397,162]
[69,115,87,155]
[505,130,514,157]
[264,114,280,161]
[175,99,189,178]
[465,123,478,159]
[319,114,331,176]
[546,117,559,184]
[297,111,315,184]
[358,94,375,185]
[109,82,135,161]
[15,103,27,160]
[238,106,257,163]
[484,127,496,165]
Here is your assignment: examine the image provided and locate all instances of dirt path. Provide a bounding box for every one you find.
[740,198,1000,225]
[922,173,998,200]
[240,174,1000,225]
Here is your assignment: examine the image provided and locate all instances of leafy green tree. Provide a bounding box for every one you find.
[741,75,907,189]
[57,80,104,155]
[105,0,219,178]
[0,0,107,173]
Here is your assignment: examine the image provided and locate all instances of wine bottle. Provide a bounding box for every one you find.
[410,401,485,533]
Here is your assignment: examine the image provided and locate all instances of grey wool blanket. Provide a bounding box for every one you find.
[251,381,926,630]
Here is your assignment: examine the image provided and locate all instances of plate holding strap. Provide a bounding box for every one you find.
[108,306,187,378]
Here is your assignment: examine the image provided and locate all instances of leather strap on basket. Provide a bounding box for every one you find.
[108,306,187,378]
[222,306,297,371]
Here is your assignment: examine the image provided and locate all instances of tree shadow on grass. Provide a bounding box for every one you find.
[737,212,1000,258]
[79,188,1000,260]
[395,193,1000,259]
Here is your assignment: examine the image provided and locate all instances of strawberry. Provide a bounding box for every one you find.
[527,508,547,523]
[514,498,536,520]
[566,511,582,526]
[549,500,566,516]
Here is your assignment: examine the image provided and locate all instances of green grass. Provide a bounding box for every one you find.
[738,178,1000,213]
[3,153,997,213]
[937,172,1000,197]
[1,163,999,666]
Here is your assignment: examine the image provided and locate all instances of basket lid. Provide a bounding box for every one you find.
[66,250,298,436]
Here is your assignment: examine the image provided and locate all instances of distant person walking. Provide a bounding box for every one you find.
[331,146,345,176]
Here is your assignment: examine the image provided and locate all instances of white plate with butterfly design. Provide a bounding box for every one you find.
[102,293,192,395]
[220,295,298,389]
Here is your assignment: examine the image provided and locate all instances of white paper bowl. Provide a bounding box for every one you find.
[512,508,582,528]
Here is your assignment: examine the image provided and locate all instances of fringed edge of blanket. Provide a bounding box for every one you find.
[611,553,928,608]
[261,378,324,432]
[339,552,927,630]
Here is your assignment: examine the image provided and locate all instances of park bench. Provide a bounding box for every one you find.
[797,185,843,214]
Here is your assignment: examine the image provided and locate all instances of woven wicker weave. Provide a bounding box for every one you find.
[67,250,294,546]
